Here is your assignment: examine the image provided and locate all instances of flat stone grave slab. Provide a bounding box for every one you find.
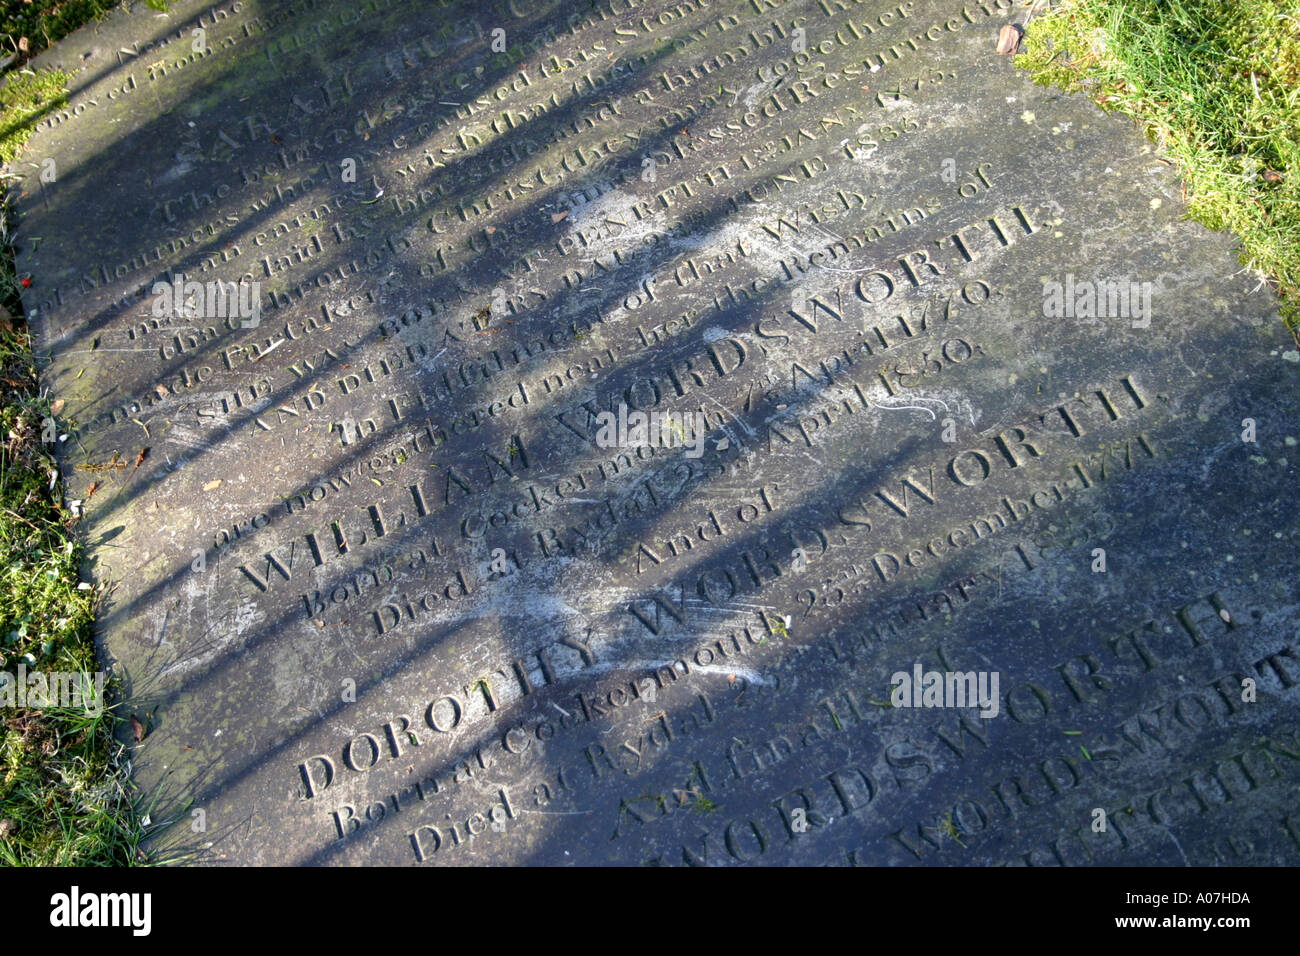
[12,0,1300,866]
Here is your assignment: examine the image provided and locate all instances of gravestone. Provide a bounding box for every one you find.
[12,0,1300,866]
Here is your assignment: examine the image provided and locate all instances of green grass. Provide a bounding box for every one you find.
[1017,0,1300,332]
[1,1,150,866]
[690,794,716,814]
[1,1,116,69]
[0,314,148,865]
[0,69,70,165]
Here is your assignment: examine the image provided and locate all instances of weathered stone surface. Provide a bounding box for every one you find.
[11,0,1300,865]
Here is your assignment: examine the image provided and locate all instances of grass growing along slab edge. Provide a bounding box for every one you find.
[0,1,163,866]
[1015,0,1300,334]
[0,167,151,866]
